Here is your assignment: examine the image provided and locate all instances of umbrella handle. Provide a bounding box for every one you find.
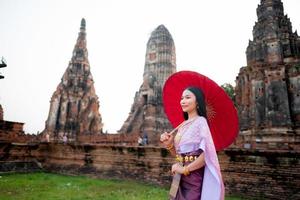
[167,121,184,136]
[167,117,199,136]
[160,122,184,144]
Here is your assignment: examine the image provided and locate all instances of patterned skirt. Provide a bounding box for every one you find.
[172,149,205,200]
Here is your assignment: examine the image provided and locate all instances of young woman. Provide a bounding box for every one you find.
[160,87,224,200]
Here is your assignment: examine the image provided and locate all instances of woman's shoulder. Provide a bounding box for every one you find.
[194,116,210,130]
[195,116,208,124]
[194,116,210,137]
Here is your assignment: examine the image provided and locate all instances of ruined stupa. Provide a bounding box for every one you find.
[235,0,300,150]
[44,19,103,140]
[119,25,176,144]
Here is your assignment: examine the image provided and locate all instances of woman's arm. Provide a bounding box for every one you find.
[165,143,176,156]
[160,132,176,156]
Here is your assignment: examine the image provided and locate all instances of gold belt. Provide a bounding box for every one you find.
[176,155,199,163]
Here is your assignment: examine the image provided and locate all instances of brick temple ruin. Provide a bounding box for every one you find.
[119,25,176,144]
[0,0,299,199]
[225,0,300,198]
[235,0,300,151]
[43,18,103,141]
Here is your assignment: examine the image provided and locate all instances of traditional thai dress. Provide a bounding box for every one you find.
[173,116,224,200]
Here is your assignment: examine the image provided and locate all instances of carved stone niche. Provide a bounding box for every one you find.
[264,68,291,126]
[252,80,266,127]
[288,65,300,126]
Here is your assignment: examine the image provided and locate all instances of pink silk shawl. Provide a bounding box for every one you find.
[174,116,225,200]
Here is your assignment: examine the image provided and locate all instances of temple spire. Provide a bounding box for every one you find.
[236,0,300,131]
[72,18,88,63]
[80,18,86,31]
[246,0,300,65]
[119,24,176,144]
[44,19,103,140]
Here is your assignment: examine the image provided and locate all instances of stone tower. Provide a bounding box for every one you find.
[44,19,103,140]
[235,0,300,150]
[246,0,300,65]
[119,25,176,144]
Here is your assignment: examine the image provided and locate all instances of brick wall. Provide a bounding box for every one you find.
[0,120,40,143]
[0,142,299,199]
[220,148,300,199]
[43,143,173,186]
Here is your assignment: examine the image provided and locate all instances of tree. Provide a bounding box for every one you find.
[221,83,235,101]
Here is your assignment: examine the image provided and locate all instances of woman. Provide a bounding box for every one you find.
[160,87,224,200]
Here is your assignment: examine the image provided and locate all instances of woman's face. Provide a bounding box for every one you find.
[180,89,197,113]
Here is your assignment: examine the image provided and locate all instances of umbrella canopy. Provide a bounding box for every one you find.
[163,70,239,151]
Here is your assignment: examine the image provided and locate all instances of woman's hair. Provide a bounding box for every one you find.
[183,87,207,120]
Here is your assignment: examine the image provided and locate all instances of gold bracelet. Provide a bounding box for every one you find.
[183,166,190,176]
[166,144,174,150]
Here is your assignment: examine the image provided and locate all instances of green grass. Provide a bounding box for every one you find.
[0,173,242,200]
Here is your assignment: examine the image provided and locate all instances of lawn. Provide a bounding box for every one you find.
[0,173,242,200]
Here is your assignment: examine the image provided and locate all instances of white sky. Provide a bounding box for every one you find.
[0,0,299,134]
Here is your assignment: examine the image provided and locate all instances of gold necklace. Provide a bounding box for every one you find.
[174,116,198,144]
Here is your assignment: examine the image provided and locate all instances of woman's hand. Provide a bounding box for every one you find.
[171,163,184,175]
[160,132,174,147]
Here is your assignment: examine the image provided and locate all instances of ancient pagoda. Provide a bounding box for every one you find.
[235,0,300,150]
[119,25,176,144]
[44,19,103,141]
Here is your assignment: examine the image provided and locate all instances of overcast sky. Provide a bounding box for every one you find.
[0,0,299,134]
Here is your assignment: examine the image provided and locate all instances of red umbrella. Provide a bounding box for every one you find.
[163,70,239,151]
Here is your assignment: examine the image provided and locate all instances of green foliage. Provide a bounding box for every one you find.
[221,83,235,100]
[0,173,242,200]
